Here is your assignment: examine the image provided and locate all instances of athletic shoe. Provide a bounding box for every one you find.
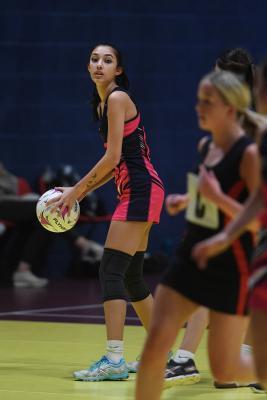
[214,381,266,392]
[13,271,48,288]
[127,351,173,373]
[249,383,266,394]
[73,355,129,381]
[126,355,141,373]
[164,358,201,387]
[214,381,242,389]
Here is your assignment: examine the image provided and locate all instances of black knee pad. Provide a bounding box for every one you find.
[124,251,151,302]
[99,248,132,302]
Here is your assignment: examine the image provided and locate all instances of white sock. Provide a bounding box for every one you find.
[106,340,123,363]
[173,349,195,363]
[241,344,252,356]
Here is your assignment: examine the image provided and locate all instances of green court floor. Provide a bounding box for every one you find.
[0,321,264,399]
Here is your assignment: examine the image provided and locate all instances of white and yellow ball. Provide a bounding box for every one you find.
[36,189,80,233]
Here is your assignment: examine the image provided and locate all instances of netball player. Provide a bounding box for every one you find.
[48,43,164,381]
[192,60,267,391]
[164,47,256,387]
[135,70,260,399]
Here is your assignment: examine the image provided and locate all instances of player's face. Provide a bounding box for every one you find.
[88,46,122,85]
[196,80,232,132]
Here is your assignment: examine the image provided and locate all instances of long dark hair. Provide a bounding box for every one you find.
[89,43,130,121]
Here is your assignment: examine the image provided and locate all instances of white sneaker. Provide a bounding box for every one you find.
[73,355,129,381]
[127,351,173,373]
[13,271,48,288]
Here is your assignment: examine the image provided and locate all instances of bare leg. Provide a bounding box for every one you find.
[135,285,198,400]
[104,299,127,339]
[103,221,152,341]
[178,306,208,354]
[131,294,154,331]
[208,311,256,383]
[251,308,267,389]
[130,226,153,332]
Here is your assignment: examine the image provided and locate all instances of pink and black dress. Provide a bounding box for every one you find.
[98,87,164,223]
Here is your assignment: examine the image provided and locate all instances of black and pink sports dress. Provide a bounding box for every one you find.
[98,87,164,223]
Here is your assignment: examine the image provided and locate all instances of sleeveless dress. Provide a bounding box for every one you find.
[99,87,165,223]
[162,136,254,315]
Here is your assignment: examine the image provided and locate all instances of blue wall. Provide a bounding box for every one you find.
[1,0,267,254]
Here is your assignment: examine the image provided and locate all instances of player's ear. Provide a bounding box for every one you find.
[115,66,123,76]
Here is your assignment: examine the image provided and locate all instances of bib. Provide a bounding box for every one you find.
[185,172,219,229]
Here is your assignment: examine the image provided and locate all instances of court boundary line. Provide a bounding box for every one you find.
[0,303,139,322]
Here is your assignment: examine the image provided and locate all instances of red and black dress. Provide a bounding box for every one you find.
[162,136,254,315]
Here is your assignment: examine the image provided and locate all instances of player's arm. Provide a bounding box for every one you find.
[222,186,264,242]
[48,92,126,211]
[77,171,114,202]
[192,185,265,269]
[165,193,189,215]
[74,92,126,199]
[165,137,210,216]
[198,144,261,232]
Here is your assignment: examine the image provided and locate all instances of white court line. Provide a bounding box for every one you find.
[0,303,103,317]
[0,302,132,317]
[5,312,139,321]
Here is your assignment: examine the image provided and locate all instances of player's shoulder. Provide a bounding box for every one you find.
[107,89,130,105]
[242,142,259,161]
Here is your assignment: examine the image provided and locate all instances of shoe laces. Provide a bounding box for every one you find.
[89,356,109,371]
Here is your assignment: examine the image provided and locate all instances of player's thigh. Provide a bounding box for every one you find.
[208,311,249,372]
[147,284,198,350]
[137,223,152,252]
[105,220,152,255]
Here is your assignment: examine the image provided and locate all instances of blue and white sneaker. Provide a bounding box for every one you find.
[73,355,129,381]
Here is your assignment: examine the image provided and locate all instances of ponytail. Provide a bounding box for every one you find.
[241,109,267,143]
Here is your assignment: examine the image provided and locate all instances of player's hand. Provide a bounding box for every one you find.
[198,165,222,204]
[191,232,230,269]
[165,193,189,216]
[47,186,78,216]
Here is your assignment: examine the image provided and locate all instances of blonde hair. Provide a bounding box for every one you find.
[202,70,267,140]
[242,109,267,143]
[202,70,251,112]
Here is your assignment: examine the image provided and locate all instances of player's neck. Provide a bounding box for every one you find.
[97,82,118,102]
[212,125,244,152]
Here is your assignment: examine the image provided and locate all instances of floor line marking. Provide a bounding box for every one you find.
[0,312,139,321]
[0,303,103,316]
[0,302,133,316]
